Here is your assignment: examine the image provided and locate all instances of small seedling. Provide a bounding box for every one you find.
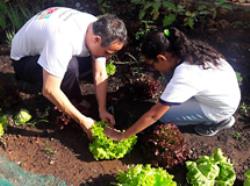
[14,108,32,126]
[42,145,55,157]
[232,131,242,141]
[240,102,250,117]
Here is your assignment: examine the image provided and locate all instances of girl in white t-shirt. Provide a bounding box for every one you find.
[106,27,241,139]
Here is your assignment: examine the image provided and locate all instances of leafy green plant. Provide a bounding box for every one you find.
[42,143,56,157]
[131,0,184,27]
[236,72,243,86]
[106,60,117,76]
[89,121,137,160]
[244,169,250,186]
[141,123,188,169]
[186,148,236,186]
[14,108,32,126]
[115,164,177,186]
[0,0,52,43]
[135,20,156,41]
[96,0,112,13]
[131,0,232,29]
[240,102,250,117]
[215,0,232,11]
[0,2,33,32]
[232,131,241,141]
[5,30,15,46]
[0,114,8,137]
[7,4,28,30]
[0,1,8,29]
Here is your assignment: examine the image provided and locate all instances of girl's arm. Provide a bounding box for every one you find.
[105,102,170,140]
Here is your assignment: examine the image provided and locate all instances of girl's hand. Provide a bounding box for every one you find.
[104,127,125,141]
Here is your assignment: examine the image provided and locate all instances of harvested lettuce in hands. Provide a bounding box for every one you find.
[115,164,177,186]
[0,114,8,137]
[89,121,137,160]
[106,61,116,76]
[186,148,236,186]
[14,109,32,125]
[244,169,250,186]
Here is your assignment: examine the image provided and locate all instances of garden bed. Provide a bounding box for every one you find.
[0,0,250,185]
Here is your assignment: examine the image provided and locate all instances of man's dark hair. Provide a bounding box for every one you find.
[142,27,224,69]
[92,14,127,47]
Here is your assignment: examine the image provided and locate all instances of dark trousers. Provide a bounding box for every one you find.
[12,56,92,100]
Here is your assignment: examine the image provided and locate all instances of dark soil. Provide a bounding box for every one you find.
[0,1,250,186]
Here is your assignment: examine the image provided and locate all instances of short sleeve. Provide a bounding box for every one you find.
[160,64,201,105]
[95,57,106,63]
[38,33,73,79]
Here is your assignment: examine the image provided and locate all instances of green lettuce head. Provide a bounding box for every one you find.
[244,169,250,186]
[89,121,137,160]
[14,109,32,125]
[186,148,236,186]
[106,61,116,76]
[115,164,177,186]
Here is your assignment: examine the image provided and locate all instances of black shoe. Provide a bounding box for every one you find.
[194,116,235,136]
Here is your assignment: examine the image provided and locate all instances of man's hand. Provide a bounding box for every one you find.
[99,110,115,127]
[80,117,95,140]
[104,127,125,141]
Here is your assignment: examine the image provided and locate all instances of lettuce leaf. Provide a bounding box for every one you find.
[14,108,32,125]
[0,114,8,137]
[115,164,177,186]
[89,121,137,160]
[106,61,116,76]
[244,169,250,186]
[186,148,236,186]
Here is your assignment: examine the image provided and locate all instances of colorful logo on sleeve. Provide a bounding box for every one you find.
[36,7,59,20]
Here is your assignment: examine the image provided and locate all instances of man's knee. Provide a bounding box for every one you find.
[12,56,41,83]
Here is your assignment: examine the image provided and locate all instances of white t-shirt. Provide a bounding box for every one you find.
[160,59,241,122]
[10,7,100,78]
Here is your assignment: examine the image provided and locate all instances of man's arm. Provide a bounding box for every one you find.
[42,70,95,136]
[92,57,115,125]
[105,103,170,140]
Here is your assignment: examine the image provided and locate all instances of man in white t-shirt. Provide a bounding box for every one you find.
[10,7,127,138]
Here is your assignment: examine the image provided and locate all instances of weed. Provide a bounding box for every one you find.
[236,72,243,86]
[135,20,156,41]
[232,131,241,141]
[5,30,15,46]
[97,0,112,13]
[42,144,55,156]
[131,0,232,29]
[240,102,250,117]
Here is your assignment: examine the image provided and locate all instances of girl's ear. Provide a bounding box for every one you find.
[156,54,167,63]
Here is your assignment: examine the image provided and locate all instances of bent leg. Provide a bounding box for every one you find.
[61,57,81,100]
[61,56,92,100]
[160,98,214,126]
[78,56,92,80]
[12,56,43,93]
[12,56,92,100]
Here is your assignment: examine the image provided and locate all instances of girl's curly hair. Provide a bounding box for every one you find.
[141,27,224,69]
